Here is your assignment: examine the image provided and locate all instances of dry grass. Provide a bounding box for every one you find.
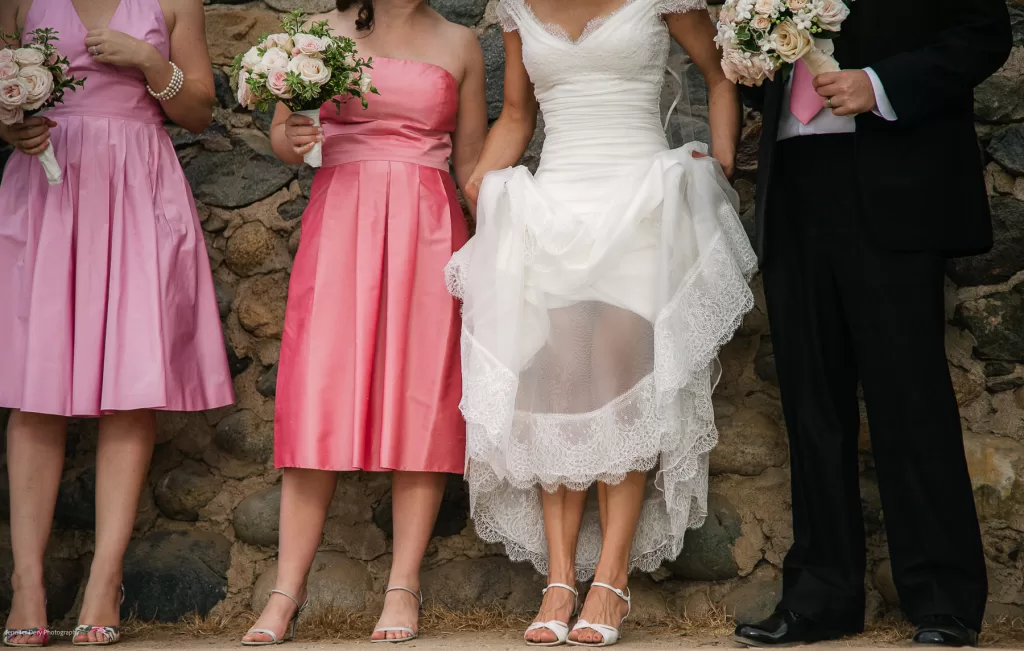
[121,605,1024,646]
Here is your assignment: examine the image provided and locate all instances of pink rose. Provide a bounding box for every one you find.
[0,49,15,65]
[751,15,772,30]
[254,47,290,75]
[0,78,30,107]
[18,65,53,111]
[287,54,331,85]
[722,49,771,86]
[265,68,293,99]
[0,103,23,126]
[0,60,19,80]
[787,0,808,9]
[292,34,327,57]
[754,0,776,15]
[816,0,850,31]
[236,70,254,108]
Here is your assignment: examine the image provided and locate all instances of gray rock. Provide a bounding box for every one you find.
[54,467,96,531]
[252,106,275,135]
[233,484,282,547]
[373,474,468,538]
[955,286,1024,362]
[263,0,336,12]
[754,337,777,384]
[215,410,274,463]
[1012,3,1024,47]
[256,363,279,398]
[122,530,231,622]
[226,343,253,377]
[214,277,235,320]
[984,361,1016,377]
[480,26,505,122]
[433,0,488,26]
[421,557,525,610]
[722,578,782,623]
[298,165,316,197]
[946,197,1024,286]
[170,121,230,149]
[183,134,295,208]
[154,461,224,522]
[213,67,238,110]
[252,552,372,614]
[225,221,291,277]
[988,124,1024,175]
[666,493,741,581]
[710,408,787,476]
[277,196,308,222]
[975,71,1024,124]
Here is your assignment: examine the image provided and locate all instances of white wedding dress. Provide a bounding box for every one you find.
[446,0,758,578]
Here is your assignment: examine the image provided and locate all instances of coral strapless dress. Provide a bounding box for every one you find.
[274,58,467,473]
[0,0,233,417]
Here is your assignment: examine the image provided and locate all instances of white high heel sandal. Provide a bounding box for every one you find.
[242,589,308,646]
[525,583,579,647]
[567,583,631,647]
[371,586,423,644]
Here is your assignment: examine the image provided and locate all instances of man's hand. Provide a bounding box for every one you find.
[813,70,877,117]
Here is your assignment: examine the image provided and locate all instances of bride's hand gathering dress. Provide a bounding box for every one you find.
[445,0,758,578]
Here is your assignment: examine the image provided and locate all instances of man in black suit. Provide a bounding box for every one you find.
[732,0,1012,647]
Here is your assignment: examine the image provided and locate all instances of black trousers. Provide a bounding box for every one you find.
[762,135,988,633]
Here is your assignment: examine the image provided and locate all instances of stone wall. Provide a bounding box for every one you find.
[1,0,1023,629]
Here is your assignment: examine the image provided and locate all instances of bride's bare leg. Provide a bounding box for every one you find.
[524,486,587,644]
[570,472,645,645]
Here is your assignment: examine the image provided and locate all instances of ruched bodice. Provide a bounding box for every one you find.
[319,58,457,171]
[26,0,168,124]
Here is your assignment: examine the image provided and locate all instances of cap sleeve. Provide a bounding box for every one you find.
[655,0,708,15]
[496,0,520,32]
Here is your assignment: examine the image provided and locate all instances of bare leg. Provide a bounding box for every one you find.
[569,472,644,645]
[4,411,67,645]
[371,471,447,641]
[524,486,588,644]
[242,468,337,644]
[75,410,156,643]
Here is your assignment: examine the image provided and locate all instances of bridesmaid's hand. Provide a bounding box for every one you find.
[464,175,483,207]
[4,116,57,156]
[284,113,322,157]
[85,29,161,70]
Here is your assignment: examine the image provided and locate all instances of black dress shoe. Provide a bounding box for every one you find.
[913,616,978,647]
[733,609,847,647]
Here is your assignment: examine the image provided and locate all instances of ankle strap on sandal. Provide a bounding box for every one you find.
[269,589,307,611]
[385,586,423,606]
[590,582,630,604]
[542,583,579,598]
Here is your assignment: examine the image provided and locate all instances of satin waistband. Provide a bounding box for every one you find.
[46,106,165,125]
[321,133,451,171]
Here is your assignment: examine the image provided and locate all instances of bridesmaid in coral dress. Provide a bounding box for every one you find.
[241,0,487,645]
[0,0,232,646]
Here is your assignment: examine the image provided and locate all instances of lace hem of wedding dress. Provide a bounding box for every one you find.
[445,149,757,578]
[496,0,709,36]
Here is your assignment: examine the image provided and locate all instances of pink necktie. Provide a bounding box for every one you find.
[789,60,821,125]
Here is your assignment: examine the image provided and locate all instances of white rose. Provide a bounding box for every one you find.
[236,70,254,108]
[18,65,53,107]
[0,49,14,65]
[241,46,262,70]
[342,53,356,68]
[816,0,849,30]
[754,0,775,14]
[288,54,331,85]
[13,47,45,66]
[358,73,372,95]
[0,103,23,125]
[265,68,293,99]
[262,33,294,53]
[773,19,813,63]
[751,15,773,30]
[0,60,18,80]
[0,77,29,107]
[255,47,290,75]
[292,34,327,57]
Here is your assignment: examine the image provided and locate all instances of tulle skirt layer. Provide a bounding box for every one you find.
[446,143,757,577]
[0,116,233,417]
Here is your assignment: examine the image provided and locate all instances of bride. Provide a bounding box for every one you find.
[446,0,757,645]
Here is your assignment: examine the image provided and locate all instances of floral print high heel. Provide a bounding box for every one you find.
[72,585,124,647]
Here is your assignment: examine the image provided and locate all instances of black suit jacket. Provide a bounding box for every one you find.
[743,0,1013,264]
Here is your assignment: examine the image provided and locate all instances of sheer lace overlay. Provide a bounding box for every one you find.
[448,0,755,579]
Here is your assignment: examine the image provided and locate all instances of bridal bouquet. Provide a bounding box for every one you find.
[716,0,850,87]
[230,10,376,167]
[0,27,86,185]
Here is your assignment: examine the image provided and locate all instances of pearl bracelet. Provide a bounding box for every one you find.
[147,62,184,101]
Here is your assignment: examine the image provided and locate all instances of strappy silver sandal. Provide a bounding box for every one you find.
[371,586,423,644]
[567,583,631,647]
[241,589,308,646]
[525,583,579,647]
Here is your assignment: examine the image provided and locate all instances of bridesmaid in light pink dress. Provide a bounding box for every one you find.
[0,0,232,646]
[241,0,487,645]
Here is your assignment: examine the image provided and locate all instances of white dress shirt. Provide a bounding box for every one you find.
[777,41,898,141]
